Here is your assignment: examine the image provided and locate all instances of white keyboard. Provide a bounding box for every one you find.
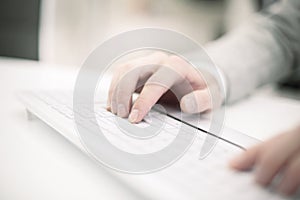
[18,90,298,200]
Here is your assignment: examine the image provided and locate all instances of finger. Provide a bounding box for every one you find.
[229,144,261,171]
[107,68,124,113]
[107,52,167,113]
[128,83,169,123]
[180,89,212,113]
[113,67,141,118]
[277,152,300,195]
[128,66,183,123]
[255,132,300,186]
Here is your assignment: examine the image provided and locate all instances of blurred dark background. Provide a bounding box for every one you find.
[0,0,262,63]
[0,0,40,60]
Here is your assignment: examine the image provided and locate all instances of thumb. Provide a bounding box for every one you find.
[180,89,212,114]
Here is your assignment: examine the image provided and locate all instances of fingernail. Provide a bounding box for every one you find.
[117,104,127,117]
[183,96,197,113]
[111,101,117,114]
[128,109,139,123]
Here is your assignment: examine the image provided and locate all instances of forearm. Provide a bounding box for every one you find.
[206,0,300,103]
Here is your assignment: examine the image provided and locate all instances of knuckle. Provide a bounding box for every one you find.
[116,63,130,70]
[168,55,184,63]
[115,64,137,79]
[153,51,168,59]
[118,64,133,75]
[166,55,188,77]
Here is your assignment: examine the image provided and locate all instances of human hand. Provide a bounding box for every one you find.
[230,125,300,196]
[107,52,223,123]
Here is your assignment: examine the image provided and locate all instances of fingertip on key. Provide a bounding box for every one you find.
[128,109,139,123]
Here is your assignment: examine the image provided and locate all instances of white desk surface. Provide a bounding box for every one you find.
[1,57,300,200]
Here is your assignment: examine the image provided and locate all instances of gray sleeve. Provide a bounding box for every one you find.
[205,0,300,103]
